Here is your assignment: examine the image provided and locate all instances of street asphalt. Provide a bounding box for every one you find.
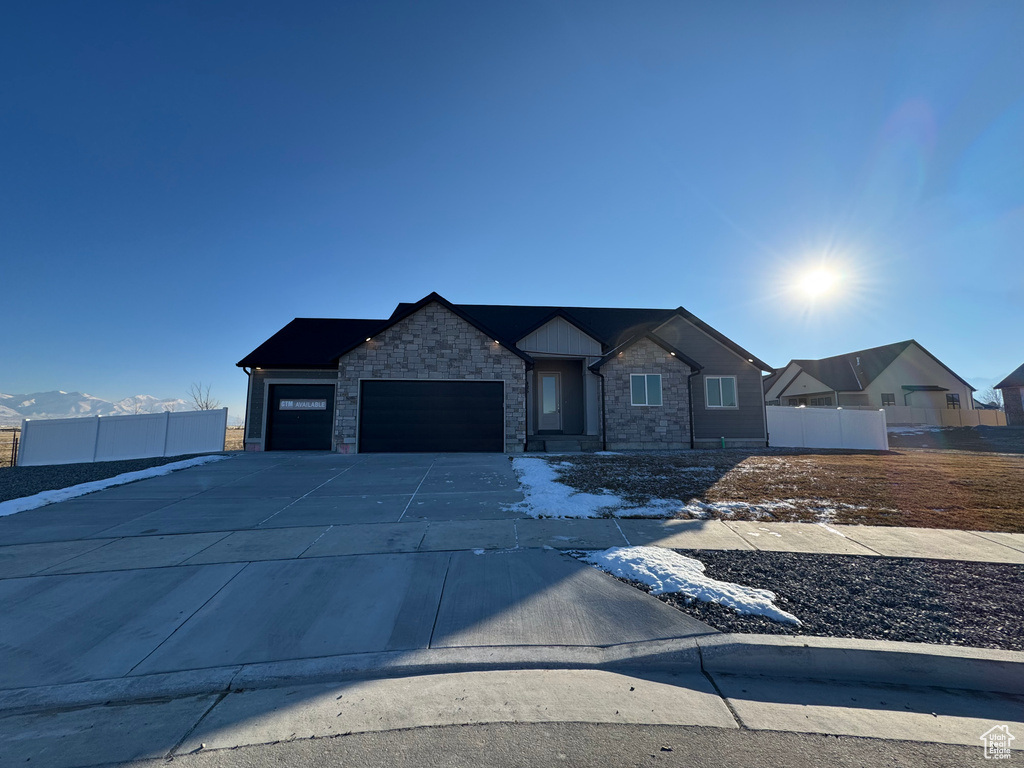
[0,451,1021,766]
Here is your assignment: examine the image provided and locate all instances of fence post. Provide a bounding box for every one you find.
[162,410,171,458]
[90,417,101,462]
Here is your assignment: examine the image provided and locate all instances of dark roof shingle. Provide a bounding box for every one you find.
[996,363,1024,389]
[237,318,385,368]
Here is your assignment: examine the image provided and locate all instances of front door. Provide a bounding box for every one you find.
[538,372,561,431]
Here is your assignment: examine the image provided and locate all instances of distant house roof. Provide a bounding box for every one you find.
[777,340,974,393]
[996,363,1024,389]
[237,318,386,368]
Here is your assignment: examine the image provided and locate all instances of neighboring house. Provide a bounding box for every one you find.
[764,340,976,416]
[237,292,773,453]
[995,362,1024,426]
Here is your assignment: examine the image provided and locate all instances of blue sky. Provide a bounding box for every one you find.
[3,1,1022,420]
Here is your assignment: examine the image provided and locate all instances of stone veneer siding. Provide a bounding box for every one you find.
[601,337,692,450]
[335,301,527,452]
[1003,386,1024,427]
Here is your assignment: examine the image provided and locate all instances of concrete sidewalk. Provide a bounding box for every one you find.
[0,451,1021,766]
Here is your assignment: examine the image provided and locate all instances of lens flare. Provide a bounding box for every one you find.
[796,268,839,298]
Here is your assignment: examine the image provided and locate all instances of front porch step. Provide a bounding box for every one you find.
[527,437,603,453]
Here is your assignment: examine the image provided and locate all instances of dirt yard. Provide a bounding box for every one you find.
[550,448,1024,532]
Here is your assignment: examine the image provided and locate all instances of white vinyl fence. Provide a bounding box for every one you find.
[17,409,228,467]
[767,406,889,451]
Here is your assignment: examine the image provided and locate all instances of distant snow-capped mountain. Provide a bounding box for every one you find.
[0,391,192,426]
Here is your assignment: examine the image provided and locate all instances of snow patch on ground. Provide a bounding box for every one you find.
[0,455,229,517]
[887,426,953,435]
[583,546,800,625]
[509,457,868,524]
[508,457,681,518]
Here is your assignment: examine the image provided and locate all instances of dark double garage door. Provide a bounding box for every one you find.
[359,380,505,453]
[265,381,505,452]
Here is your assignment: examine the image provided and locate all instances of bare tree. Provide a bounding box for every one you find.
[131,399,144,415]
[978,387,1004,409]
[188,382,222,411]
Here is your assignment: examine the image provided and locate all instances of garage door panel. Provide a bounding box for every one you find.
[266,385,335,451]
[359,381,504,453]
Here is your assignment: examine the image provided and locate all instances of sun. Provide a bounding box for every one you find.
[796,267,840,299]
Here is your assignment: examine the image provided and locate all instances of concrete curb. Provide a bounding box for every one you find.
[0,635,1020,715]
[695,634,1024,696]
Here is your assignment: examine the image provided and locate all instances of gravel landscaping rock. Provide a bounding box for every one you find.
[581,549,1024,652]
[0,454,219,503]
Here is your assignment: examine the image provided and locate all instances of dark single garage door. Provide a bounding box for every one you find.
[359,380,504,453]
[266,384,335,451]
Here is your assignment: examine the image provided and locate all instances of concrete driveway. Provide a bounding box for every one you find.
[0,453,713,692]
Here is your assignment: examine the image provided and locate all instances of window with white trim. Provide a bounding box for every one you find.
[705,376,737,408]
[881,393,896,406]
[630,374,663,406]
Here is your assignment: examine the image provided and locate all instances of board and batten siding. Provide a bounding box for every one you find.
[518,317,603,436]
[517,316,602,356]
[653,315,767,444]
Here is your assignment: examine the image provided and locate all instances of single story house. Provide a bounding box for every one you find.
[237,292,773,453]
[995,363,1024,426]
[763,340,976,414]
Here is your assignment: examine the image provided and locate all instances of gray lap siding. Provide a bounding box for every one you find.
[654,316,767,445]
[335,301,527,453]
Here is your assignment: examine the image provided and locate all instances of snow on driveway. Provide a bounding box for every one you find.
[583,545,801,624]
[0,455,229,517]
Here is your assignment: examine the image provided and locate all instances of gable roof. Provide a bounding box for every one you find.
[391,301,772,370]
[391,302,674,349]
[334,292,535,365]
[661,307,773,371]
[237,318,386,368]
[589,332,702,372]
[777,340,974,393]
[996,362,1024,389]
[239,294,771,373]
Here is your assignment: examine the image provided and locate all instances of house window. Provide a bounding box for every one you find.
[706,376,737,408]
[809,397,833,406]
[630,374,663,406]
[767,399,780,406]
[881,393,895,406]
[946,393,961,410]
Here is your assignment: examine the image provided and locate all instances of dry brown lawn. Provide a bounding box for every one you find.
[552,449,1024,532]
[224,426,245,451]
[0,430,18,469]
